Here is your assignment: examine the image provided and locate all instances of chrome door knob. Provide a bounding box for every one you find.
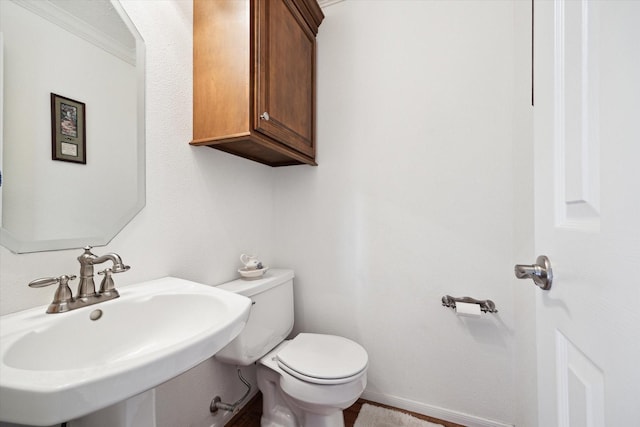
[514,255,553,290]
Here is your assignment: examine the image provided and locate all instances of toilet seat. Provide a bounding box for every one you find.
[276,333,368,385]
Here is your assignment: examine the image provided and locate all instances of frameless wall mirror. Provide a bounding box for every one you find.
[0,0,145,253]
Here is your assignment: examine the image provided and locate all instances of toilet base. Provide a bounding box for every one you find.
[259,405,344,427]
[257,358,355,427]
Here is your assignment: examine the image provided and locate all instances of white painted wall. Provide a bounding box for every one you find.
[0,1,534,426]
[272,1,531,425]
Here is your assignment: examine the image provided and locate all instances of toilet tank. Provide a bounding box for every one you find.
[214,269,295,365]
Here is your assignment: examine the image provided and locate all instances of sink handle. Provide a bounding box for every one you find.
[29,275,77,288]
[29,277,59,288]
[97,268,120,297]
[29,275,77,313]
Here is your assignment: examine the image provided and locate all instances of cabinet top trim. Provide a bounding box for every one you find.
[290,0,325,34]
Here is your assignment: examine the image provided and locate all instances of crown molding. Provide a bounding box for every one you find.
[12,0,135,65]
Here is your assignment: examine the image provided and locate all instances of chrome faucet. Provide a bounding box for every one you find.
[77,246,130,299]
[28,246,130,313]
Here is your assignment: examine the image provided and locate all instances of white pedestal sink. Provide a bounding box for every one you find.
[68,389,156,427]
[0,277,252,426]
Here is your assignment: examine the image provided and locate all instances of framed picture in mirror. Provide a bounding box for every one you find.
[51,93,86,164]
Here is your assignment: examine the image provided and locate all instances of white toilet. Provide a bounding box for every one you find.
[215,269,368,427]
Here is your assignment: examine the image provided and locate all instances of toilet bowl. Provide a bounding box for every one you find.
[259,334,368,427]
[215,269,368,427]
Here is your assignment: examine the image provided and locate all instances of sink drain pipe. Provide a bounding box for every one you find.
[210,368,252,414]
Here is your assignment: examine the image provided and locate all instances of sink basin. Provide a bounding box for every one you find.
[0,277,252,426]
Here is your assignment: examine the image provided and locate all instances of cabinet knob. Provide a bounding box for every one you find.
[260,112,270,121]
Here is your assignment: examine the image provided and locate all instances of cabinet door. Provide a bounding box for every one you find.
[255,0,316,158]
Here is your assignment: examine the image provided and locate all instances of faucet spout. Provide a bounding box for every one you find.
[77,246,130,299]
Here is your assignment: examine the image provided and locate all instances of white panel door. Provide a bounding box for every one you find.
[534,0,640,425]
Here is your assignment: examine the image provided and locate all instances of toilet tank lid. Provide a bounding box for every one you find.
[216,269,294,297]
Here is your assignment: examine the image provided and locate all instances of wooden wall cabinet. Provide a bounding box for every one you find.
[192,0,324,166]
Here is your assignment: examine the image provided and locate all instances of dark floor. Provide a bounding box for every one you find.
[226,393,467,427]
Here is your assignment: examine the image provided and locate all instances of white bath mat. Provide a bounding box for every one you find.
[354,403,443,427]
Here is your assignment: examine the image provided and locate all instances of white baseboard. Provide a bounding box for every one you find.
[361,390,514,427]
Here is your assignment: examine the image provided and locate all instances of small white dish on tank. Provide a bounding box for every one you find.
[238,266,269,279]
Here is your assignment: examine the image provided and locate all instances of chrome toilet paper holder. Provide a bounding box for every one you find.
[441,295,498,313]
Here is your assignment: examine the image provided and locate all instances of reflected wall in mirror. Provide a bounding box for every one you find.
[0,0,145,253]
